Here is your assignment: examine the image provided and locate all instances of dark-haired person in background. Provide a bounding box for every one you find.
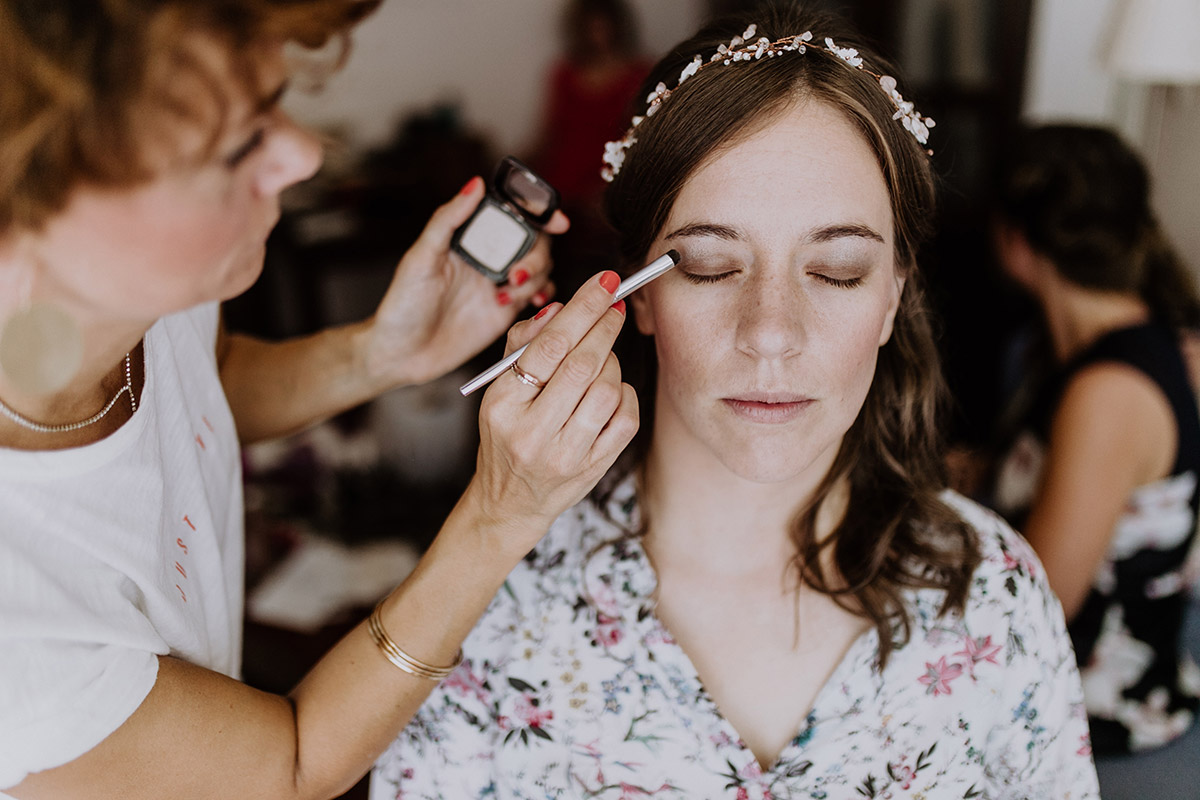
[526,0,650,293]
[989,124,1200,762]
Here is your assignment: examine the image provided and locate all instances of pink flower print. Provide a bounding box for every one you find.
[1000,539,1040,578]
[737,759,763,781]
[735,788,750,800]
[918,656,964,696]
[442,662,489,703]
[594,613,624,648]
[515,694,554,729]
[893,762,917,789]
[710,730,735,748]
[954,634,1002,676]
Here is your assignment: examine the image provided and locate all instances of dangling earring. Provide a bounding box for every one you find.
[0,302,84,396]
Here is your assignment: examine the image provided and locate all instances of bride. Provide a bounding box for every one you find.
[373,3,1099,798]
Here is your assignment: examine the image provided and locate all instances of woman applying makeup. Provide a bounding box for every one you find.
[374,4,1099,798]
[0,1,637,797]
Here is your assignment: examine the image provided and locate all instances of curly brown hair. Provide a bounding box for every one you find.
[0,0,379,235]
[600,1,980,667]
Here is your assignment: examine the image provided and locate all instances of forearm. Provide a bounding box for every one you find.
[10,487,535,800]
[219,325,395,443]
[287,485,529,797]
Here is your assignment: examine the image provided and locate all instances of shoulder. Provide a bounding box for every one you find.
[937,490,1058,619]
[1050,362,1175,477]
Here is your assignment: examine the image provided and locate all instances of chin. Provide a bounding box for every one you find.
[715,441,835,486]
[219,252,268,301]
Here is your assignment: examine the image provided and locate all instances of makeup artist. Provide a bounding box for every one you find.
[0,2,639,799]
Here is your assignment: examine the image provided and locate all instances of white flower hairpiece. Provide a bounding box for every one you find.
[601,24,936,182]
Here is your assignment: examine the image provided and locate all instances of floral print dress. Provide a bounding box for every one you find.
[372,477,1098,799]
[992,322,1200,754]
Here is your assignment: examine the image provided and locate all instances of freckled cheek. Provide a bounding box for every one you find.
[831,320,886,401]
[649,296,728,380]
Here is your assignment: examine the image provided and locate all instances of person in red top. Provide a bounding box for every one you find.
[528,0,651,291]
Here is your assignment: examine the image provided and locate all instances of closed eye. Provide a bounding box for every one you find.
[811,273,863,289]
[225,128,266,169]
[679,270,737,285]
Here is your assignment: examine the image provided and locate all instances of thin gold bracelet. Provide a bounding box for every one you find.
[367,600,463,681]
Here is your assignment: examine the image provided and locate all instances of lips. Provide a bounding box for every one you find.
[721,393,813,423]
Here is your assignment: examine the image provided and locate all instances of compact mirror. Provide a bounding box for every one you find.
[451,156,560,283]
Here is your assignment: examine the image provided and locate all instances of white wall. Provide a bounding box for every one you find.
[1023,0,1200,276]
[283,0,705,154]
[1023,0,1121,124]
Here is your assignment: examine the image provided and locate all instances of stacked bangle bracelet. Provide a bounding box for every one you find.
[367,600,463,681]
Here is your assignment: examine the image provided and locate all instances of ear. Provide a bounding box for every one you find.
[992,222,1041,292]
[629,290,657,336]
[0,233,34,314]
[878,269,906,347]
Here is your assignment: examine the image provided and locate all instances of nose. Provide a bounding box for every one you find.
[255,116,323,196]
[736,270,805,360]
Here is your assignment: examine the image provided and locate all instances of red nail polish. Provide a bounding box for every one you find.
[532,290,548,307]
[599,271,620,294]
[534,304,553,320]
[458,176,481,196]
[611,299,626,314]
[497,291,511,306]
[512,269,529,286]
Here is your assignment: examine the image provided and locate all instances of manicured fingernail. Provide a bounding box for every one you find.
[610,299,626,314]
[496,290,511,306]
[534,303,554,320]
[512,269,529,286]
[599,271,620,294]
[532,290,548,307]
[458,176,481,196]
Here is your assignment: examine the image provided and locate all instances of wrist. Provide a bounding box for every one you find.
[447,478,556,562]
[356,316,420,394]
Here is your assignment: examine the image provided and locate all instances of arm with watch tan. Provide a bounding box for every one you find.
[7,273,638,800]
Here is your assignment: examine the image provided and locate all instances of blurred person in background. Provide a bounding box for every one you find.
[988,124,1200,764]
[528,0,650,295]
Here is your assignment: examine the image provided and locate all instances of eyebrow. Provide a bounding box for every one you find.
[664,221,885,245]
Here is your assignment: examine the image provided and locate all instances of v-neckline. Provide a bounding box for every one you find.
[641,600,881,774]
[610,530,884,776]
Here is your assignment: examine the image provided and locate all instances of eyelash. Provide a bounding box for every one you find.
[680,270,736,285]
[225,128,266,169]
[680,271,864,288]
[812,273,864,289]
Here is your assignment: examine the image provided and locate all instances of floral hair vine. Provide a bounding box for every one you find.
[601,24,936,182]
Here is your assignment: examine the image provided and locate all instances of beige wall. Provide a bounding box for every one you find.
[283,0,705,154]
[1023,0,1200,275]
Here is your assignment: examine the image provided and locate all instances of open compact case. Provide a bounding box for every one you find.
[451,156,561,283]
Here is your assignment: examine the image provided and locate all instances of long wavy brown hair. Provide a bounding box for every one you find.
[600,1,980,667]
[0,0,379,235]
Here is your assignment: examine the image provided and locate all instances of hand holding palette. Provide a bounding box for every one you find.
[450,156,561,283]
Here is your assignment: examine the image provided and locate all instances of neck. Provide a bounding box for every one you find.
[1039,279,1150,363]
[0,312,148,449]
[639,422,837,579]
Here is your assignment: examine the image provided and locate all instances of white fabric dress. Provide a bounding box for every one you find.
[0,302,243,793]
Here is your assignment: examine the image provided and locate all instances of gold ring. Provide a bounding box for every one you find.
[510,361,546,390]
